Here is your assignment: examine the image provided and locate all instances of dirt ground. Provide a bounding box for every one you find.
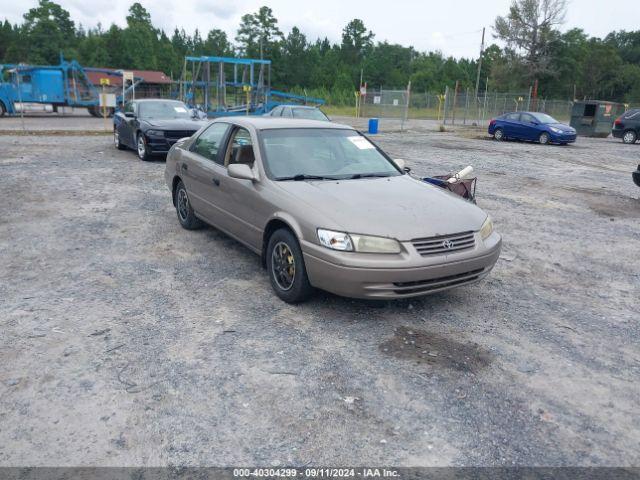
[0,114,639,467]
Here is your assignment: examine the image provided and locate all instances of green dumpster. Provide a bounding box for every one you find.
[570,100,626,137]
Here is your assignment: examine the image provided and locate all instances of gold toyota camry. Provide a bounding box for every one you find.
[165,117,501,303]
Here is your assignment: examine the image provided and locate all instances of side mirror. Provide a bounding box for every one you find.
[124,111,134,118]
[228,163,256,181]
[393,158,406,170]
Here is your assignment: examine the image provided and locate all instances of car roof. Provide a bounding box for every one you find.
[213,117,351,131]
[134,98,184,103]
[276,105,321,110]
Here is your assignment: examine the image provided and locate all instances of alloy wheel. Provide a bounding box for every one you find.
[539,132,550,145]
[137,136,146,158]
[271,241,296,291]
[623,131,637,144]
[177,188,189,222]
[114,130,120,148]
[494,129,503,141]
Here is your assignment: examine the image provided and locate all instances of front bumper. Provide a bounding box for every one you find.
[146,133,194,154]
[302,232,502,299]
[549,131,577,143]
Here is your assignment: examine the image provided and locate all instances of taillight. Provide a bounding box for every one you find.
[614,118,623,126]
[489,119,496,126]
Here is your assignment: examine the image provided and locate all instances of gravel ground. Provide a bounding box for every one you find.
[0,121,639,467]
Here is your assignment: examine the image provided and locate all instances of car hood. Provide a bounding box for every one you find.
[547,123,575,132]
[143,119,208,130]
[275,175,487,241]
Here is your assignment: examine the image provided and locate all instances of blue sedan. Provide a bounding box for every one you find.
[488,111,577,145]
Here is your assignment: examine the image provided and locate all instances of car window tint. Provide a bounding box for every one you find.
[505,113,520,121]
[193,123,229,164]
[227,128,255,168]
[281,107,293,118]
[270,106,281,116]
[623,109,640,119]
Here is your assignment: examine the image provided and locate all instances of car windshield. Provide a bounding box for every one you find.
[138,101,190,120]
[531,112,558,124]
[261,128,401,180]
[292,108,328,121]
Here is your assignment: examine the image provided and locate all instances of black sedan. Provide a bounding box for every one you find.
[113,99,208,160]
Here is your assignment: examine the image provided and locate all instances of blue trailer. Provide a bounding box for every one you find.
[0,56,137,117]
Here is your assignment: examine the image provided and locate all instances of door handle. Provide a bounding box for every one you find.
[212,177,220,186]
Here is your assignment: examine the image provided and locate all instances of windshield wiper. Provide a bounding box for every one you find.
[348,173,392,179]
[276,174,339,181]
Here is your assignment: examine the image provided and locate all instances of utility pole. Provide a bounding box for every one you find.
[474,27,486,125]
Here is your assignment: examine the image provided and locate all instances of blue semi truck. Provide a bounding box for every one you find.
[0,56,136,117]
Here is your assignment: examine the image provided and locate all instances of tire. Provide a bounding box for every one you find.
[114,128,126,150]
[622,130,637,144]
[539,132,550,145]
[137,133,151,161]
[266,228,314,303]
[493,128,504,141]
[174,180,203,230]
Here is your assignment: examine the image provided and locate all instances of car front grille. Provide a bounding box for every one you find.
[391,268,485,295]
[411,231,475,256]
[164,130,196,139]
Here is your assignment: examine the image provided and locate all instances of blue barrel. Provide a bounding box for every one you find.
[368,118,379,134]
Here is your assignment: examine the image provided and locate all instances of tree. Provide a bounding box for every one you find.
[204,29,234,56]
[22,0,77,64]
[494,0,568,81]
[341,19,374,66]
[122,2,158,69]
[235,6,283,59]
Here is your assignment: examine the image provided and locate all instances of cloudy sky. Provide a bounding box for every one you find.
[1,0,636,58]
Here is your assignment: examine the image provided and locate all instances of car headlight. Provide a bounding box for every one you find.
[317,229,353,251]
[480,216,493,240]
[146,129,164,137]
[317,229,401,253]
[549,127,561,133]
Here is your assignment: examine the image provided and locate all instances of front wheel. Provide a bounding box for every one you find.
[114,129,126,150]
[493,128,504,141]
[137,133,150,161]
[267,229,314,304]
[539,132,550,145]
[623,130,637,144]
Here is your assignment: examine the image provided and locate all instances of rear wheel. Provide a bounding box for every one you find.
[539,132,550,145]
[493,128,504,141]
[137,133,150,161]
[623,130,637,144]
[174,180,203,230]
[267,229,313,303]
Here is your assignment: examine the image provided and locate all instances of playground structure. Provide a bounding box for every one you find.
[0,56,141,117]
[178,56,324,116]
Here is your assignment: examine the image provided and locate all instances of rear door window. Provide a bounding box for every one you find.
[520,113,536,124]
[504,113,521,121]
[623,109,640,119]
[281,107,293,118]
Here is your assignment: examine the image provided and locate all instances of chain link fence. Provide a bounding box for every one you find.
[360,87,574,128]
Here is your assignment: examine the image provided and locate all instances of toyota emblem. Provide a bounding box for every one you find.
[442,239,454,249]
